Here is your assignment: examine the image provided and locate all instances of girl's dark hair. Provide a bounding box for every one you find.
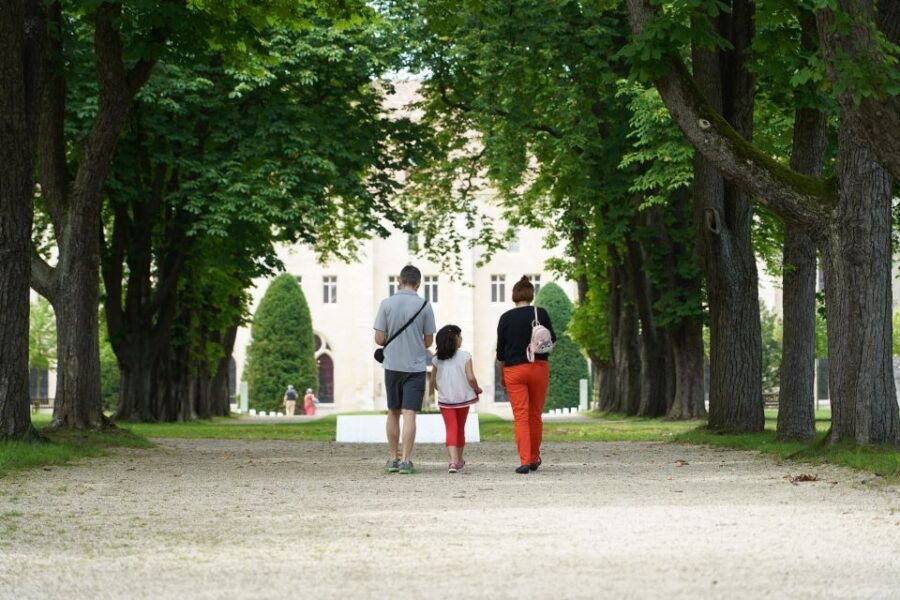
[435,324,462,360]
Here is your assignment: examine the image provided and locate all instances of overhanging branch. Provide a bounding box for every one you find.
[626,0,836,229]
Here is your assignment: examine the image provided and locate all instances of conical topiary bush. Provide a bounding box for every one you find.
[245,273,318,412]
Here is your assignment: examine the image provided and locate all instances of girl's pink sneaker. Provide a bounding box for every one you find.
[448,462,459,474]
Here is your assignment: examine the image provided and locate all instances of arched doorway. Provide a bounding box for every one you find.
[317,353,334,403]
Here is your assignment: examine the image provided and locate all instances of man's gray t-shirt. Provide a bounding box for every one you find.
[373,290,436,373]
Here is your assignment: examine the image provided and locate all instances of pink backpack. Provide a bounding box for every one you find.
[527,306,555,362]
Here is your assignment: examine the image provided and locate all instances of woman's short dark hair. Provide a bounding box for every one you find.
[435,324,462,360]
[512,276,535,303]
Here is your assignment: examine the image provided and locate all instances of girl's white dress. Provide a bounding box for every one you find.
[432,350,479,409]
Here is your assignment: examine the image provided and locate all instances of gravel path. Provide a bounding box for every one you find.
[1,439,898,599]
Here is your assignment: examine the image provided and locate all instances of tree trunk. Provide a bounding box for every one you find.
[596,360,613,412]
[51,255,105,428]
[777,101,826,441]
[0,0,41,441]
[625,237,667,417]
[823,122,899,444]
[610,251,641,416]
[667,321,707,419]
[115,343,160,422]
[692,4,764,433]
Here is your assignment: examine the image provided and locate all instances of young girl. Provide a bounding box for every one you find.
[431,325,482,473]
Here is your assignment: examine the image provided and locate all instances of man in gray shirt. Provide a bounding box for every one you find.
[373,265,436,474]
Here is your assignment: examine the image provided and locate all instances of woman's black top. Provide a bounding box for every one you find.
[496,305,556,367]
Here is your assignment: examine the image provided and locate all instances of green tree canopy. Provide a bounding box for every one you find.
[245,274,317,412]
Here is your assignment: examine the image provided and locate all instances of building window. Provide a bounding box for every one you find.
[507,229,520,253]
[322,276,337,304]
[529,274,542,296]
[424,275,439,303]
[388,275,399,296]
[491,275,506,303]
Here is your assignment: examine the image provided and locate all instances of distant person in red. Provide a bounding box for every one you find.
[304,388,317,416]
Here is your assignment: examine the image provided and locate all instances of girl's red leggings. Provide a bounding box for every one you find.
[440,406,470,447]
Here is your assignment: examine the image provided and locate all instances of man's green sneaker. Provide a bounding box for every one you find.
[398,461,415,474]
[385,459,400,473]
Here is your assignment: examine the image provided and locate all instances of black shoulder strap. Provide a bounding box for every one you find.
[383,299,428,349]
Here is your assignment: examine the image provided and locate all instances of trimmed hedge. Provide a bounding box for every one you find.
[536,282,588,409]
[245,274,318,412]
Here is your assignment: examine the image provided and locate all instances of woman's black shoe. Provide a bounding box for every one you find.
[515,464,530,474]
[529,457,542,471]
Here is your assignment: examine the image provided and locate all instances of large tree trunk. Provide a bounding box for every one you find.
[115,343,160,422]
[667,322,707,419]
[816,1,900,181]
[609,250,641,415]
[29,2,157,429]
[823,122,899,444]
[50,198,106,429]
[777,100,826,441]
[692,4,764,433]
[625,237,667,417]
[0,0,41,441]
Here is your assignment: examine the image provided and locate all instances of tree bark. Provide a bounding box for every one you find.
[777,100,827,441]
[30,2,157,429]
[626,0,899,444]
[816,1,900,181]
[691,4,764,433]
[667,322,707,419]
[609,249,641,415]
[0,0,42,441]
[648,191,706,420]
[115,343,160,422]
[625,236,667,417]
[626,0,836,226]
[823,121,899,444]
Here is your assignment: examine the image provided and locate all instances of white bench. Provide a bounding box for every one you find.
[336,413,481,443]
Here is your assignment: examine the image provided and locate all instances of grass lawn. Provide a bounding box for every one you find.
[122,415,339,442]
[0,412,152,478]
[4,408,897,479]
[675,428,900,478]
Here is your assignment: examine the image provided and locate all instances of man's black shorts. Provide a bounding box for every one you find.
[384,370,426,411]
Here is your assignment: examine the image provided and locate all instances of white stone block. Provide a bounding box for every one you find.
[336,414,481,444]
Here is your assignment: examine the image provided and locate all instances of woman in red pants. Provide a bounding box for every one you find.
[496,276,556,474]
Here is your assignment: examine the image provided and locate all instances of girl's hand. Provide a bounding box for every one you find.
[474,386,483,395]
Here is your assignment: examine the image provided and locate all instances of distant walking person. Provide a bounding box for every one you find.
[304,388,317,416]
[496,276,556,474]
[283,385,298,416]
[431,325,481,473]
[374,265,436,474]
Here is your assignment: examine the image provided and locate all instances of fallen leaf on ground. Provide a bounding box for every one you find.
[675,459,690,467]
[789,473,819,485]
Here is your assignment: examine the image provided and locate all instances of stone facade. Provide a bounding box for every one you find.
[232,209,578,416]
